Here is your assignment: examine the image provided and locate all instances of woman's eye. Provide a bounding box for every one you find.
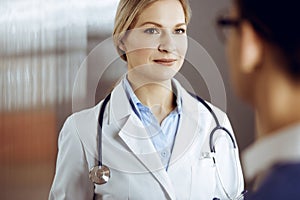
[174,28,186,34]
[144,28,160,34]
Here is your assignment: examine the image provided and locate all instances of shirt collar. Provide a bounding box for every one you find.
[242,123,300,181]
[122,76,183,116]
[122,77,142,118]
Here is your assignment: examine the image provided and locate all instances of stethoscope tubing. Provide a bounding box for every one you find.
[97,92,237,164]
[188,92,236,152]
[94,92,241,198]
[97,93,111,167]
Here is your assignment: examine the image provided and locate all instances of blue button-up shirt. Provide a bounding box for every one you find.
[123,77,182,170]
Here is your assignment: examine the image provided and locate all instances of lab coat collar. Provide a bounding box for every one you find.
[243,123,300,181]
[109,81,176,199]
[110,79,204,163]
[109,79,209,199]
[109,80,132,123]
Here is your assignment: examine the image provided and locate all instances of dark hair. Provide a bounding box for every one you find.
[235,0,300,79]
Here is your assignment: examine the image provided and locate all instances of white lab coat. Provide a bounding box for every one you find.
[49,79,244,200]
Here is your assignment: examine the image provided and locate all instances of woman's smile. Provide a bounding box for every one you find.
[153,58,178,66]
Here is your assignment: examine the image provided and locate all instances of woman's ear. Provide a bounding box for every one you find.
[240,21,264,73]
[118,40,126,52]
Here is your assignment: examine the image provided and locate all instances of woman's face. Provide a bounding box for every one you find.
[121,0,188,83]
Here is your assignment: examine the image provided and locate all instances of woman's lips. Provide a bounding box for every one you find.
[153,58,177,66]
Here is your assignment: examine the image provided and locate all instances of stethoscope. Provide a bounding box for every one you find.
[89,92,245,199]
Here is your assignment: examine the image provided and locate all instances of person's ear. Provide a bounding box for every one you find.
[118,39,126,52]
[240,21,263,73]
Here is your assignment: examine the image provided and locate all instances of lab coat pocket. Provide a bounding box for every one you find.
[190,156,216,200]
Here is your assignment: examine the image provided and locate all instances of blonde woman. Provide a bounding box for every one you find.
[49,0,244,199]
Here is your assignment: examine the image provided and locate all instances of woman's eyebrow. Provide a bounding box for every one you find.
[139,22,163,27]
[175,23,187,27]
[138,22,186,28]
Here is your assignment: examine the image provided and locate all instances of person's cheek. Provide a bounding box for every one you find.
[177,36,188,58]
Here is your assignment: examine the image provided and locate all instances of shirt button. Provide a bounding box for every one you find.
[161,151,168,158]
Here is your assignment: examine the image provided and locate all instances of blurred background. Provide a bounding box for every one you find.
[0,0,254,199]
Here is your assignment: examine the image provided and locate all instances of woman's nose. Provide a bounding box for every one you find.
[158,32,176,53]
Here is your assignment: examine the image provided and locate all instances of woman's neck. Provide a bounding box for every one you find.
[127,77,176,124]
[254,70,300,139]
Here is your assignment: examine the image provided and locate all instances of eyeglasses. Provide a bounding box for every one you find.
[215,15,242,42]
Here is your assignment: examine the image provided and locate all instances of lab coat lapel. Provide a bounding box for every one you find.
[169,86,212,166]
[118,115,176,199]
[111,82,176,199]
[169,89,199,165]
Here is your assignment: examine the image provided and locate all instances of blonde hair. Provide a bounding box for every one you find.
[113,0,192,61]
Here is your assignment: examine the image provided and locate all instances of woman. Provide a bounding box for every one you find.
[49,0,244,199]
[217,0,300,199]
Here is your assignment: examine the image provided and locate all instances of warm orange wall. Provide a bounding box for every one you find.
[0,108,58,200]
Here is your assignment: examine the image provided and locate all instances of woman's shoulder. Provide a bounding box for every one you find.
[173,79,227,117]
[68,103,101,123]
[59,103,102,139]
[180,89,227,117]
[57,103,102,153]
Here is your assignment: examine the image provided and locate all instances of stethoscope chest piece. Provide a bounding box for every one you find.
[89,165,111,185]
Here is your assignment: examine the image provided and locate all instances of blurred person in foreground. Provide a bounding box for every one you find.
[217,0,300,199]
